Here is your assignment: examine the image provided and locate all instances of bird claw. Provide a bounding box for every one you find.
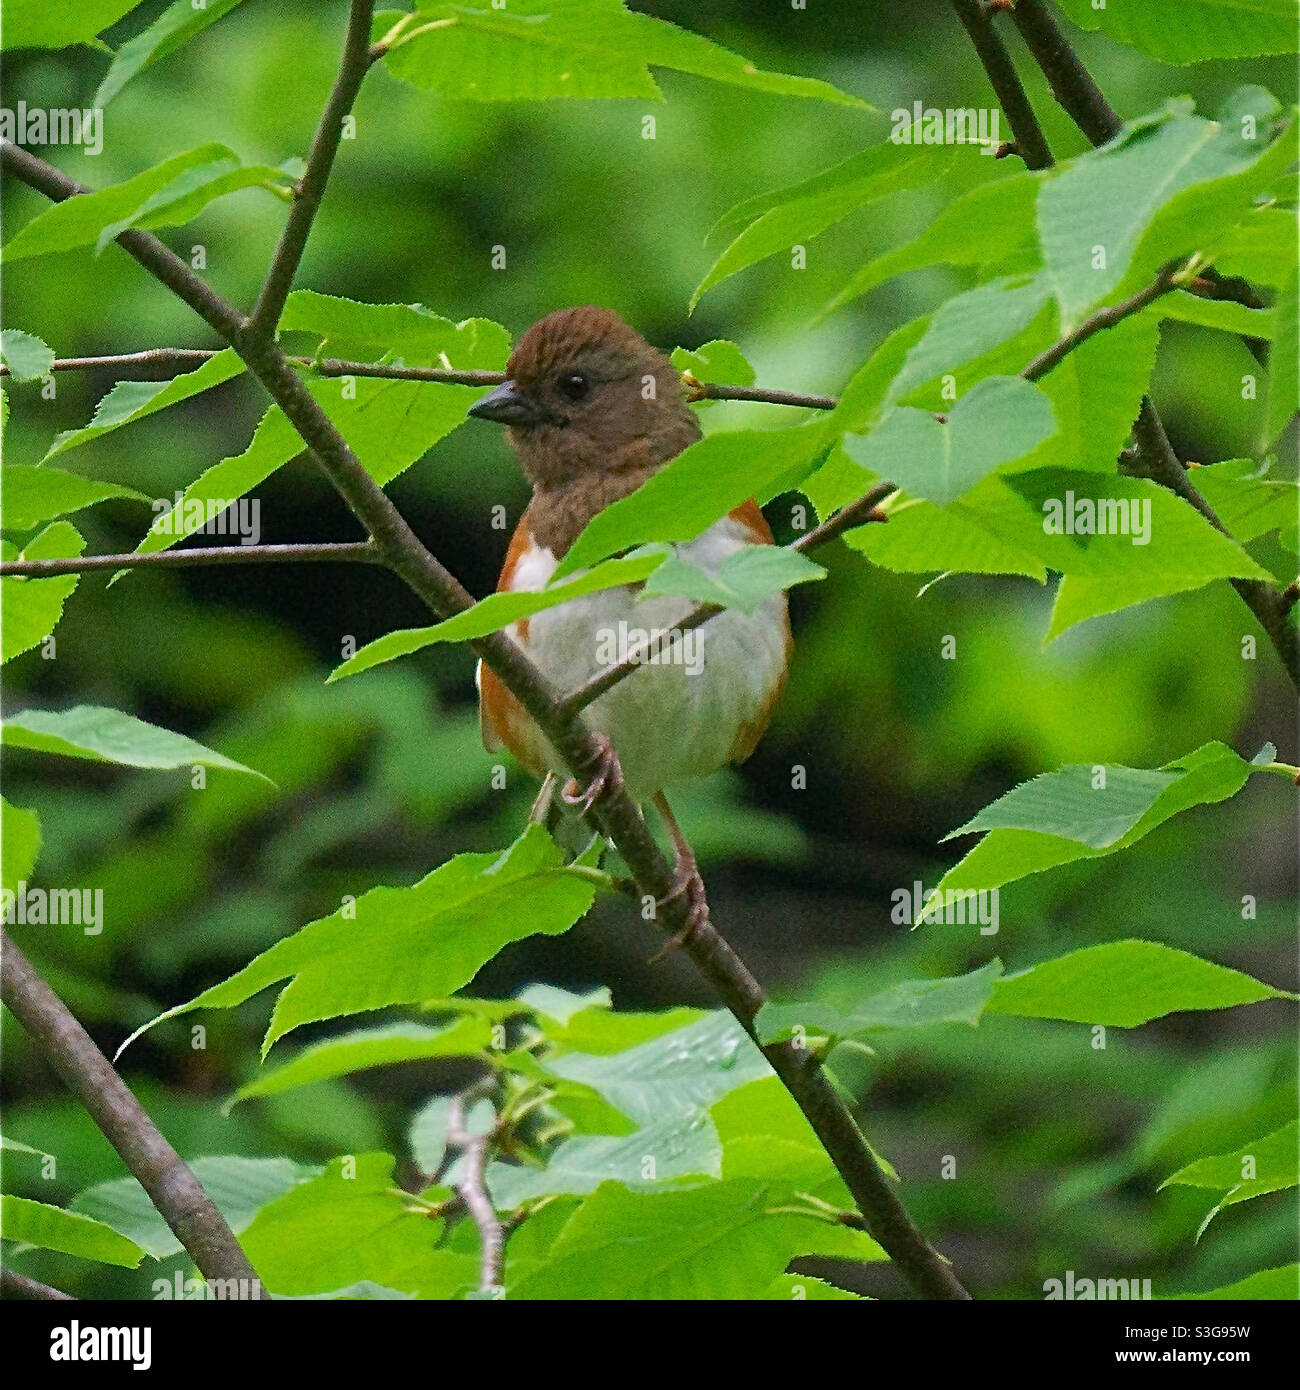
[560,733,622,815]
[648,857,709,963]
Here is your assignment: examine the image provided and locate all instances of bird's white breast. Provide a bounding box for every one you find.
[499,517,788,800]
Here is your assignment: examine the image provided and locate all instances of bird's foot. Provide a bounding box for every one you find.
[560,733,623,816]
[648,849,710,963]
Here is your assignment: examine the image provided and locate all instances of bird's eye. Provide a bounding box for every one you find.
[557,370,589,402]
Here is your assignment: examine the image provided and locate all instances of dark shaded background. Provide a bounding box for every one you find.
[2,0,1296,1298]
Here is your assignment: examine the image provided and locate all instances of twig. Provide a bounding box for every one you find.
[0,540,379,579]
[1,1268,76,1300]
[1,348,844,409]
[1129,401,1299,685]
[0,931,268,1295]
[446,1097,504,1295]
[950,0,1054,169]
[0,348,216,378]
[1008,0,1121,143]
[0,141,973,1299]
[247,0,379,337]
[1022,261,1184,380]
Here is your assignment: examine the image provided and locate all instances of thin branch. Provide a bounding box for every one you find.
[247,0,379,337]
[0,348,215,378]
[0,540,380,579]
[1022,261,1184,380]
[1007,0,1121,143]
[950,0,1054,169]
[1130,400,1300,686]
[0,931,268,1295]
[682,375,837,410]
[0,140,972,1300]
[446,1097,504,1295]
[1,1268,76,1301]
[1,348,843,409]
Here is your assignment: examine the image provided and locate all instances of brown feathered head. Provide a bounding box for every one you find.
[468,307,700,492]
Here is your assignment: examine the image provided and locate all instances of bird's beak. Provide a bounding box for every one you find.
[468,380,549,427]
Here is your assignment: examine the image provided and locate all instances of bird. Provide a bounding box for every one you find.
[468,306,790,947]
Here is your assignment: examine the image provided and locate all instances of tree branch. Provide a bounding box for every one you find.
[0,931,268,1295]
[0,140,971,1299]
[950,0,1054,169]
[1007,0,1121,143]
[247,0,379,337]
[0,540,380,579]
[1,1268,76,1301]
[446,1097,504,1295]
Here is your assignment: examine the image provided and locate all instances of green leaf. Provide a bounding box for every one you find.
[1162,1120,1298,1210]
[2,705,271,780]
[1216,206,1300,286]
[0,329,54,381]
[1265,273,1298,443]
[1039,100,1297,330]
[1193,459,1299,546]
[73,1157,309,1260]
[1053,0,1300,65]
[763,1273,864,1300]
[692,136,954,309]
[382,0,865,107]
[639,544,824,615]
[887,274,1054,403]
[509,1179,840,1300]
[1,796,41,893]
[486,1111,723,1205]
[948,469,1271,639]
[1034,314,1160,473]
[43,349,245,462]
[554,422,828,580]
[822,171,1038,316]
[1157,289,1277,338]
[329,548,668,682]
[239,1154,478,1298]
[670,340,755,398]
[1167,1266,1299,1300]
[2,0,142,51]
[541,1013,771,1133]
[1,465,148,529]
[3,145,293,262]
[0,520,85,663]
[95,0,247,107]
[229,1019,493,1105]
[941,741,1275,890]
[848,376,1057,505]
[0,1194,144,1267]
[987,941,1294,1028]
[117,826,598,1056]
[757,961,1004,1044]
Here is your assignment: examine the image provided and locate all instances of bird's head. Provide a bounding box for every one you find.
[468,306,700,491]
